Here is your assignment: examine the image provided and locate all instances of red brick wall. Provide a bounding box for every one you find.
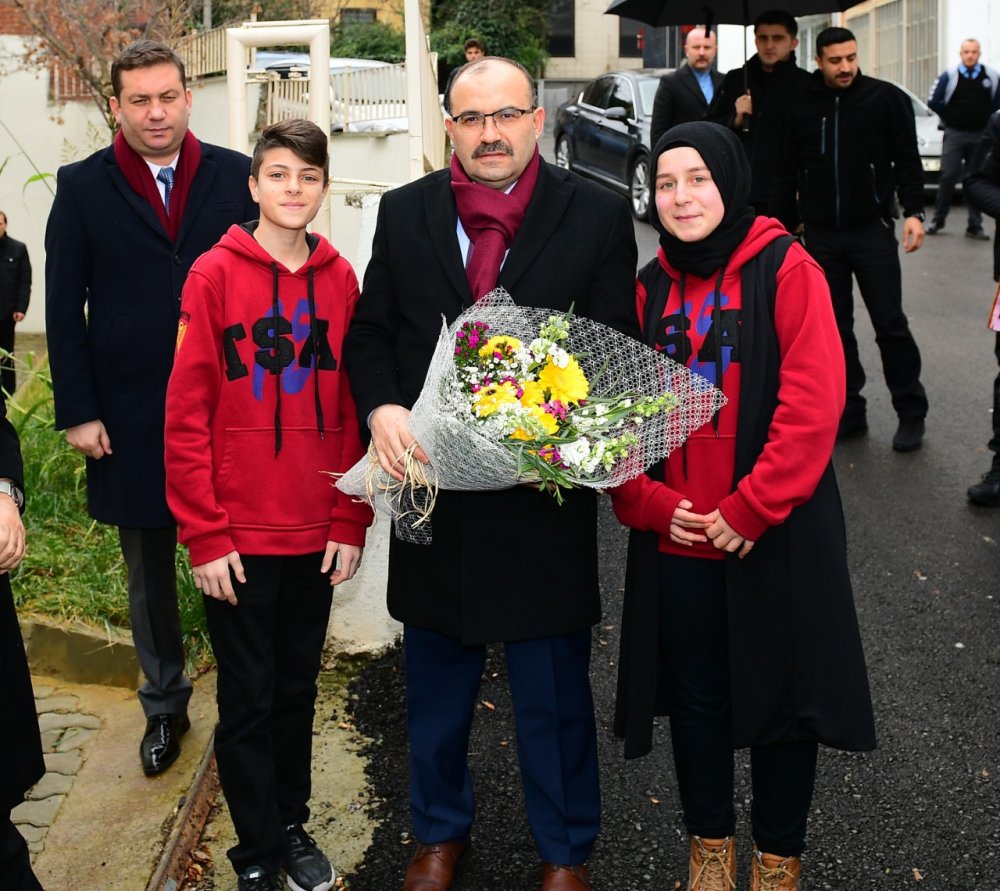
[0,5,31,35]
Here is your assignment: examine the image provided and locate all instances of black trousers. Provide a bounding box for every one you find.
[1,817,42,890]
[805,221,928,422]
[203,552,333,876]
[658,554,817,858]
[933,127,983,230]
[990,332,1000,469]
[0,316,16,400]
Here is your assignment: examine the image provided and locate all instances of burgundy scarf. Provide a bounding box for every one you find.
[113,129,202,242]
[450,145,541,300]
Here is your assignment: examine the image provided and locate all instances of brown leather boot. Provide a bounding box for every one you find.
[540,862,591,890]
[402,840,469,891]
[749,845,802,891]
[688,836,736,890]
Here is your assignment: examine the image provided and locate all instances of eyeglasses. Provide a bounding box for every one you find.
[450,107,536,130]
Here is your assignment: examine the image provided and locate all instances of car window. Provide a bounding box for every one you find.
[608,77,635,119]
[638,78,660,115]
[581,77,614,110]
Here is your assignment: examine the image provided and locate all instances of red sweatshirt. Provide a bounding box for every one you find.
[610,217,845,558]
[165,224,372,566]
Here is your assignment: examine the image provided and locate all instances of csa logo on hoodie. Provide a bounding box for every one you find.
[175,312,190,355]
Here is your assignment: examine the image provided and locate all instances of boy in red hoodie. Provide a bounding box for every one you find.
[165,119,372,891]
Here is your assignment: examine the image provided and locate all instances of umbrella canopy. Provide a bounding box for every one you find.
[605,0,863,29]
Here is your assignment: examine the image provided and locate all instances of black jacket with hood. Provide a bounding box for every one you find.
[769,69,925,231]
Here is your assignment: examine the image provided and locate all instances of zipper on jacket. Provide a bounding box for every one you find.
[869,162,880,208]
[833,95,841,227]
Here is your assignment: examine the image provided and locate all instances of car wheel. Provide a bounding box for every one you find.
[629,154,650,220]
[555,135,572,170]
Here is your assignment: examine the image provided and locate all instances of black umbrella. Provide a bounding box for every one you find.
[604,0,863,31]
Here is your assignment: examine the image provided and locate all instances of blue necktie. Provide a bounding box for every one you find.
[157,167,174,216]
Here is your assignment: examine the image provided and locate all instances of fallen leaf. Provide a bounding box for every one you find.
[649,796,660,805]
[914,570,927,581]
[913,867,923,881]
[481,700,496,711]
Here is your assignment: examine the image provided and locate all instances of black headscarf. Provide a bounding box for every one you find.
[650,121,756,279]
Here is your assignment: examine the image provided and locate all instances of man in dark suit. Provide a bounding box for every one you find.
[0,407,41,890]
[45,41,257,777]
[650,26,726,149]
[0,211,31,401]
[343,57,637,891]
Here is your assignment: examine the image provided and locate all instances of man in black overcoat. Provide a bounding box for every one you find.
[0,406,42,889]
[0,211,31,401]
[44,41,258,777]
[650,27,726,150]
[343,57,637,891]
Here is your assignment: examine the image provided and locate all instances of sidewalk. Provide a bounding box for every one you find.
[15,619,377,890]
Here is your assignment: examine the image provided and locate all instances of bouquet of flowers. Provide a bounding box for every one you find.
[337,288,725,543]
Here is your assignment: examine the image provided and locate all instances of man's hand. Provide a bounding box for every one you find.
[0,494,25,573]
[12,312,24,324]
[369,404,428,481]
[733,92,753,128]
[65,420,112,460]
[192,551,245,605]
[705,509,754,559]
[902,216,925,253]
[322,542,363,585]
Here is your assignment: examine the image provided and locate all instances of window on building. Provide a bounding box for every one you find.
[619,17,643,58]
[548,0,574,57]
[906,0,938,98]
[341,7,377,25]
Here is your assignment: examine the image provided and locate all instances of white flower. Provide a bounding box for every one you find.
[547,345,570,368]
[559,438,592,469]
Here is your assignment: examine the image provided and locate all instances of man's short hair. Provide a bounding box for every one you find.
[754,10,798,37]
[111,41,187,99]
[444,56,537,115]
[0,211,6,224]
[464,37,486,52]
[816,27,855,57]
[251,118,330,184]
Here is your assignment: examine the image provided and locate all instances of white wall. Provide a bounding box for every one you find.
[940,1,1000,70]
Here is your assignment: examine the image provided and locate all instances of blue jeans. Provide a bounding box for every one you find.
[933,127,984,230]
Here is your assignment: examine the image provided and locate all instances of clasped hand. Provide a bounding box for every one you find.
[670,499,755,559]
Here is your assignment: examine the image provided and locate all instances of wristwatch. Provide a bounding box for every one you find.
[908,211,926,222]
[0,481,25,511]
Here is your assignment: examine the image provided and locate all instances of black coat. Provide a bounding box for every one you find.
[0,233,31,319]
[716,54,812,212]
[45,141,258,528]
[965,110,1000,280]
[343,161,638,644]
[0,409,42,811]
[770,71,925,231]
[650,66,727,150]
[614,240,877,759]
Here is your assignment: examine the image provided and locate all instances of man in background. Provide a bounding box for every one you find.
[650,26,726,148]
[926,39,1000,239]
[717,10,811,215]
[0,211,31,401]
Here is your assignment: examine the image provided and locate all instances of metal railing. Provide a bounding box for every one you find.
[176,26,232,78]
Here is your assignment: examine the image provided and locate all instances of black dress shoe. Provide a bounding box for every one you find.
[892,418,925,452]
[925,220,943,235]
[141,712,191,776]
[968,470,1000,506]
[966,227,991,241]
[837,413,868,440]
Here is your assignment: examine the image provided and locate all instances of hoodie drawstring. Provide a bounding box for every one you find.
[307,265,325,441]
[271,262,283,456]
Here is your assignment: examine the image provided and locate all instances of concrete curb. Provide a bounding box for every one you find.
[147,738,220,891]
[21,618,141,689]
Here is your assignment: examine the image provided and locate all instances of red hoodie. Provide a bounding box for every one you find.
[610,217,845,558]
[165,223,372,566]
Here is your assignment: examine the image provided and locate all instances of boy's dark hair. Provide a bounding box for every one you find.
[111,41,187,99]
[464,37,486,52]
[251,119,330,184]
[816,27,856,57]
[0,211,6,224]
[444,56,537,115]
[754,10,798,37]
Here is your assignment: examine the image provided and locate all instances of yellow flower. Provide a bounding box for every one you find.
[479,335,522,358]
[511,405,560,440]
[519,380,546,407]
[538,356,589,404]
[472,381,520,417]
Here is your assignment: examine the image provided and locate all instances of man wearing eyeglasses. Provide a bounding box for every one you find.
[344,57,638,891]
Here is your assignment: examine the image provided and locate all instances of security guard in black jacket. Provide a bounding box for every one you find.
[770,26,929,452]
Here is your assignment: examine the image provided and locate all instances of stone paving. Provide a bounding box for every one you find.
[13,682,100,860]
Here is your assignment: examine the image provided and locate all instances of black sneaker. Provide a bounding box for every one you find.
[925,219,943,234]
[892,418,925,452]
[968,469,1000,506]
[282,824,335,891]
[965,227,991,241]
[837,413,868,440]
[239,865,280,891]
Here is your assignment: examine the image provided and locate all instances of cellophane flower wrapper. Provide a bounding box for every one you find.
[337,288,726,543]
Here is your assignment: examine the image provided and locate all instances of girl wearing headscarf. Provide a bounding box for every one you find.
[610,122,876,891]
